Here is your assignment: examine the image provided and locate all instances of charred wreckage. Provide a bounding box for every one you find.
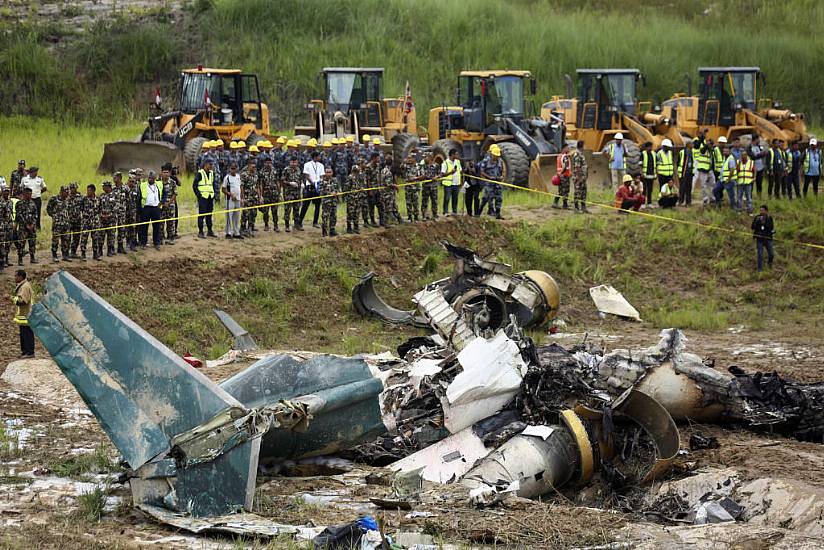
[27,248,824,540]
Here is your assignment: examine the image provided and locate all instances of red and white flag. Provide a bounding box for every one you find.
[154,87,162,108]
[204,88,211,108]
[404,80,414,114]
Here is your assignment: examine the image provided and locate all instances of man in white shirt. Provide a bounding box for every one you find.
[21,166,47,230]
[299,151,325,229]
[440,148,462,215]
[139,170,164,250]
[222,162,242,238]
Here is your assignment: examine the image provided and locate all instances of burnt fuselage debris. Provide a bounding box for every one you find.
[28,269,824,541]
[352,240,561,333]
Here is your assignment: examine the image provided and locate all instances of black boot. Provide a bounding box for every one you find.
[354,224,360,234]
[330,228,337,237]
[62,253,72,262]
[322,228,327,237]
[552,197,560,209]
[29,253,38,264]
[17,256,23,267]
[562,199,569,210]
[52,253,60,263]
[273,224,280,233]
[117,244,125,254]
[107,246,115,257]
[346,222,353,234]
[285,223,291,233]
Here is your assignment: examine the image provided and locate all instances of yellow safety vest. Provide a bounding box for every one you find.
[607,142,627,170]
[737,159,754,185]
[657,150,674,177]
[139,180,165,207]
[693,140,711,171]
[803,150,820,173]
[13,281,31,326]
[720,155,736,183]
[441,158,461,187]
[196,169,214,199]
[642,150,656,176]
[712,146,723,173]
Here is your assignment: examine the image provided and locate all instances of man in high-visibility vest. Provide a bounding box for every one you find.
[440,149,462,216]
[803,138,821,196]
[656,138,675,194]
[192,158,217,238]
[692,129,716,206]
[713,144,737,210]
[640,141,656,206]
[12,269,34,357]
[766,139,786,200]
[736,150,755,215]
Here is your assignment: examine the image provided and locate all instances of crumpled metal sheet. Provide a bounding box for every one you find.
[589,284,641,321]
[219,353,386,463]
[137,504,310,537]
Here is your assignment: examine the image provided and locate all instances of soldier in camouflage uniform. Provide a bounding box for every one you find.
[15,188,38,265]
[124,173,139,251]
[10,160,26,197]
[79,184,102,261]
[280,156,302,232]
[66,182,84,258]
[380,154,402,225]
[46,185,72,262]
[571,140,589,213]
[343,164,364,234]
[240,158,261,237]
[479,146,504,219]
[99,181,118,256]
[402,152,422,222]
[420,152,439,220]
[112,172,129,253]
[258,156,281,232]
[160,165,177,244]
[319,167,339,237]
[0,186,12,270]
[364,154,383,226]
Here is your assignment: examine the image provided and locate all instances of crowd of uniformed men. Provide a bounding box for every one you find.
[191,134,508,239]
[0,161,181,268]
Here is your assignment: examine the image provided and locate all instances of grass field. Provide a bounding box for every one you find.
[1,0,824,127]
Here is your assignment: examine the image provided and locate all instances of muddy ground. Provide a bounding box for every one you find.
[0,207,823,548]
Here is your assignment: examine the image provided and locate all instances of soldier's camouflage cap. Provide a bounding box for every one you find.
[68,182,78,189]
[102,180,112,187]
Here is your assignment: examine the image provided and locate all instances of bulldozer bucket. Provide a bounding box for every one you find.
[98,140,185,175]
[529,151,611,192]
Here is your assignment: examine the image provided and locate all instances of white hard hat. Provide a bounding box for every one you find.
[811,138,818,146]
[661,138,673,148]
[717,136,728,143]
[615,133,624,140]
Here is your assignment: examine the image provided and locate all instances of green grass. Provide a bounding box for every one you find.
[74,483,109,522]
[0,423,22,460]
[2,1,824,127]
[49,446,117,480]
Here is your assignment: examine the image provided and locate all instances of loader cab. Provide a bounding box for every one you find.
[457,71,533,133]
[322,68,384,126]
[178,69,264,129]
[576,69,641,130]
[697,67,760,127]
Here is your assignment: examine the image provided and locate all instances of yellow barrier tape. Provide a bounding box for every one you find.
[463,173,824,252]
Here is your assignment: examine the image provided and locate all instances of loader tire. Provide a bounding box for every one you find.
[246,134,265,148]
[392,132,419,172]
[432,138,462,163]
[184,136,208,173]
[497,142,530,187]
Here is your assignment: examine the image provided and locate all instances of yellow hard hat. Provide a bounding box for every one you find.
[209,140,220,148]
[372,137,381,145]
[346,136,355,143]
[307,138,318,147]
[489,144,501,157]
[201,141,212,150]
[238,140,247,148]
[258,140,271,149]
[249,145,259,153]
[622,174,633,184]
[362,134,370,142]
[323,140,332,148]
[229,141,238,149]
[276,136,287,144]
[287,140,298,148]
[330,138,339,145]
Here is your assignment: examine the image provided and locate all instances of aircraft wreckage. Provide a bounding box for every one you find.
[28,265,824,537]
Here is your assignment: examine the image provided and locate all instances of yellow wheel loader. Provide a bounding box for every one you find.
[294,67,419,158]
[99,67,271,174]
[394,70,566,190]
[661,67,809,145]
[542,69,685,177]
